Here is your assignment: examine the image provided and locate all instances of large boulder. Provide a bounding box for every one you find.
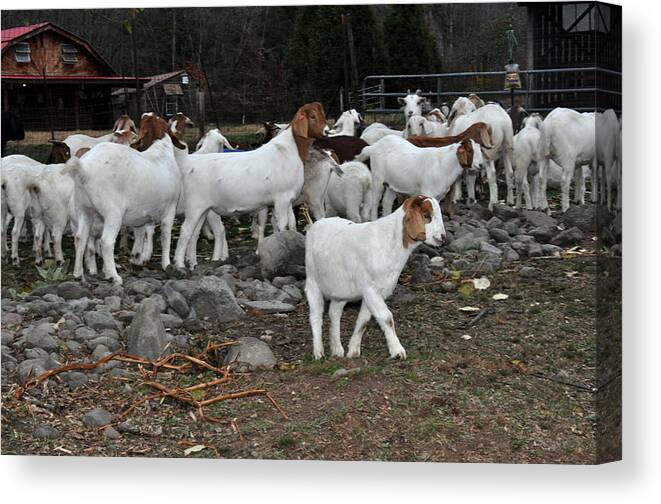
[56,282,91,300]
[551,226,585,246]
[258,230,306,279]
[491,204,520,221]
[127,297,170,360]
[561,205,597,233]
[188,276,245,323]
[224,336,276,371]
[522,210,558,228]
[84,310,122,331]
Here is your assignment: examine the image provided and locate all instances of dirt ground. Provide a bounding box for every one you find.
[0,208,620,464]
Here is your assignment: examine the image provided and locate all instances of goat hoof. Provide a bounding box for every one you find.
[389,348,407,360]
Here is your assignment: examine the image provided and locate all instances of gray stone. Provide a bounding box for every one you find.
[551,226,585,246]
[56,281,91,300]
[162,284,190,318]
[84,310,121,331]
[43,293,65,303]
[25,323,59,351]
[224,336,276,370]
[480,242,503,256]
[492,203,520,221]
[489,228,510,242]
[440,281,456,293]
[1,329,15,346]
[281,284,303,302]
[92,344,111,361]
[18,358,47,382]
[513,234,537,244]
[469,203,492,221]
[17,300,51,315]
[189,279,245,323]
[62,371,88,389]
[25,347,49,360]
[1,312,23,327]
[88,336,120,352]
[486,216,504,229]
[160,313,183,329]
[390,284,416,305]
[93,283,124,299]
[332,367,361,379]
[215,264,238,276]
[66,340,83,352]
[449,235,480,253]
[239,279,286,302]
[127,298,169,360]
[104,296,122,312]
[429,256,445,270]
[520,266,542,278]
[116,310,136,323]
[33,425,60,439]
[258,230,306,279]
[527,243,544,257]
[147,293,168,313]
[67,297,92,312]
[272,276,298,289]
[452,258,472,270]
[502,247,520,262]
[82,408,113,427]
[541,244,563,256]
[103,426,121,440]
[522,210,558,228]
[503,219,521,236]
[239,300,296,313]
[410,254,433,283]
[528,225,558,243]
[74,326,98,342]
[561,205,596,233]
[126,280,158,297]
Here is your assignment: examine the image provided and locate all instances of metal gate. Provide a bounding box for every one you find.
[361,67,621,115]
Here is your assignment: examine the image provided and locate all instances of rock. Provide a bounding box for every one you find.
[527,243,544,257]
[65,340,83,352]
[215,264,238,276]
[561,205,596,233]
[429,256,445,270]
[92,344,111,361]
[452,258,472,271]
[189,278,245,323]
[56,281,91,300]
[492,203,519,221]
[88,336,120,352]
[147,293,168,313]
[25,347,49,360]
[103,426,121,440]
[503,219,521,236]
[502,246,520,261]
[116,310,136,323]
[519,266,542,278]
[612,212,622,240]
[513,234,536,244]
[486,216,504,229]
[528,225,558,243]
[33,425,60,439]
[161,284,190,318]
[67,297,92,312]
[16,300,51,315]
[1,312,23,327]
[480,242,503,256]
[449,235,480,253]
[440,281,456,293]
[82,408,113,428]
[160,313,183,329]
[126,280,158,297]
[25,323,59,351]
[74,327,98,342]
[84,311,121,331]
[239,265,262,281]
[62,371,88,389]
[272,276,298,289]
[522,210,558,228]
[240,300,296,313]
[551,226,585,246]
[541,244,563,256]
[1,329,15,345]
[389,284,416,305]
[469,203,492,221]
[224,336,276,370]
[258,230,306,279]
[127,298,169,360]
[93,283,124,299]
[281,284,303,302]
[332,367,361,379]
[103,296,122,312]
[476,254,502,273]
[43,293,65,303]
[18,358,47,382]
[410,254,433,283]
[489,228,510,242]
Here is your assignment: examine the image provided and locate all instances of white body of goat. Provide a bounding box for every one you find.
[305,195,445,359]
[329,109,362,137]
[325,161,373,223]
[595,109,621,210]
[448,98,515,210]
[358,134,482,219]
[512,114,545,210]
[360,123,405,145]
[539,108,596,212]
[405,115,450,137]
[195,128,236,153]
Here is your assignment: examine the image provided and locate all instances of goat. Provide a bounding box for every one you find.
[406,122,493,150]
[329,109,363,137]
[305,195,445,359]
[360,122,404,145]
[595,109,621,210]
[398,89,430,120]
[313,135,369,163]
[512,114,545,209]
[62,114,136,156]
[325,160,373,223]
[405,115,450,138]
[173,102,327,270]
[448,97,515,210]
[69,114,187,284]
[357,134,481,219]
[507,104,529,134]
[539,108,596,212]
[468,94,486,109]
[195,128,236,153]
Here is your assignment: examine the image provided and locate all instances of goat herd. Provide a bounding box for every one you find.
[0,90,621,359]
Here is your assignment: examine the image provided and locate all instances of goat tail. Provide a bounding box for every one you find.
[356,145,373,163]
[62,156,87,185]
[539,121,552,159]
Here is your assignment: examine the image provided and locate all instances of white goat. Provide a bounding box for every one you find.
[595,109,621,210]
[360,122,404,145]
[405,114,450,137]
[539,108,596,212]
[512,114,545,209]
[448,97,515,210]
[63,114,136,157]
[358,134,481,219]
[398,89,430,120]
[173,102,327,269]
[329,109,363,137]
[324,160,373,223]
[305,195,445,359]
[69,114,187,284]
[195,128,236,153]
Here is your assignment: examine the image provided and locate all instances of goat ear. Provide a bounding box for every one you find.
[456,140,473,168]
[478,125,493,149]
[292,110,309,139]
[415,89,422,95]
[168,130,187,150]
[402,196,427,248]
[397,97,406,106]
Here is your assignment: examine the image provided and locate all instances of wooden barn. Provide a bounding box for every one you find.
[523,2,622,112]
[1,21,146,131]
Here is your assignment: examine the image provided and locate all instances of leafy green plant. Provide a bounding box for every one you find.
[35,259,70,284]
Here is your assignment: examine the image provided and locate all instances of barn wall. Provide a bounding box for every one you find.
[1,30,112,77]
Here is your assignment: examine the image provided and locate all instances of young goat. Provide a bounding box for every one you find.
[324,160,373,223]
[305,195,445,359]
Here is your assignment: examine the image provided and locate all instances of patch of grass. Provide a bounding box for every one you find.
[275,434,297,450]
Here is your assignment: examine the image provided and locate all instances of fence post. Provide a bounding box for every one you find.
[379,78,385,110]
[197,89,205,138]
[436,77,442,106]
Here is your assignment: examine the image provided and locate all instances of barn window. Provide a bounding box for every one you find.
[14,43,31,63]
[61,44,79,64]
[563,3,611,34]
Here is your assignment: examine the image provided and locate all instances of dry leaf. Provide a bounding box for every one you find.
[184,444,206,456]
[459,306,481,312]
[457,282,475,297]
[461,334,472,340]
[472,277,491,290]
[492,293,509,300]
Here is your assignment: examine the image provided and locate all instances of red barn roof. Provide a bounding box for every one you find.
[1,22,50,50]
